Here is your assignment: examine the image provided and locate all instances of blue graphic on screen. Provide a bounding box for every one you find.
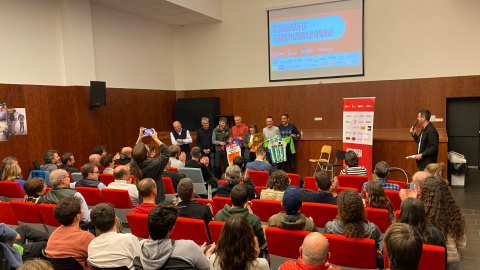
[271,52,361,72]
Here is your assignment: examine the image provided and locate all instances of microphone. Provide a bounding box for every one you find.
[410,121,417,135]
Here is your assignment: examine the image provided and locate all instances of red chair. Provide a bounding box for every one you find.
[304,177,317,191]
[208,221,225,244]
[99,174,115,186]
[0,181,25,201]
[45,187,51,194]
[213,196,232,215]
[102,189,134,224]
[324,233,377,269]
[337,175,368,192]
[99,165,105,171]
[169,167,179,173]
[113,164,121,168]
[383,243,445,270]
[265,227,311,269]
[195,199,215,215]
[336,186,358,194]
[254,186,267,195]
[301,202,338,228]
[217,180,227,185]
[38,203,61,234]
[250,199,283,223]
[364,207,391,233]
[287,173,300,187]
[74,187,103,208]
[0,202,19,227]
[67,172,73,183]
[10,201,47,233]
[385,190,402,211]
[126,213,149,239]
[248,170,269,186]
[387,180,406,189]
[170,217,210,245]
[395,210,401,221]
[163,177,176,202]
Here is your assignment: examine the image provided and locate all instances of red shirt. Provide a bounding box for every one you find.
[279,258,341,270]
[231,123,249,143]
[134,203,157,214]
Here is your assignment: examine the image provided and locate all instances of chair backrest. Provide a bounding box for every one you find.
[213,196,232,215]
[286,173,300,187]
[99,174,115,186]
[0,202,19,226]
[178,167,206,195]
[163,177,175,194]
[387,180,406,189]
[99,165,105,171]
[74,187,103,207]
[248,170,269,186]
[169,167,179,173]
[217,180,227,185]
[254,186,267,195]
[304,177,316,192]
[319,145,332,161]
[67,173,73,183]
[38,203,61,233]
[336,186,359,194]
[170,217,210,245]
[208,221,225,244]
[250,199,284,223]
[338,175,368,192]
[10,201,47,233]
[335,150,346,160]
[364,207,390,233]
[323,233,377,269]
[71,172,83,182]
[383,243,445,270]
[265,227,311,269]
[28,170,51,186]
[32,161,41,170]
[395,210,401,222]
[0,181,25,201]
[195,198,215,215]
[102,189,133,209]
[301,202,338,228]
[43,251,83,270]
[45,187,52,194]
[385,190,402,211]
[126,213,149,239]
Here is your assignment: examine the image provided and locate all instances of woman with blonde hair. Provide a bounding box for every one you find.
[425,162,449,184]
[260,170,290,201]
[1,162,26,192]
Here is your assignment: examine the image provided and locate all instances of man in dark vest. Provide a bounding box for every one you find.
[212,117,231,179]
[44,169,91,222]
[75,163,107,190]
[170,121,192,160]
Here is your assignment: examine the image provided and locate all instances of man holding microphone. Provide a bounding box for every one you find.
[410,109,439,171]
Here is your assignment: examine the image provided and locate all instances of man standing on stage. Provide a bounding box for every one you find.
[279,114,301,173]
[410,109,439,171]
[170,121,192,160]
[232,115,249,162]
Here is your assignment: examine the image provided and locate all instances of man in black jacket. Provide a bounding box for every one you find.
[162,159,186,192]
[410,109,439,171]
[196,117,215,173]
[185,146,217,184]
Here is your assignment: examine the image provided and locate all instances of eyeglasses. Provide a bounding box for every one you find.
[92,171,99,174]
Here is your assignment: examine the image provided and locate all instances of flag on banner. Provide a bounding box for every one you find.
[225,138,241,166]
[343,97,376,178]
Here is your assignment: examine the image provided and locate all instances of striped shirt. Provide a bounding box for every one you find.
[339,166,368,176]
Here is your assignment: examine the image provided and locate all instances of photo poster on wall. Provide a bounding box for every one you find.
[7,108,28,136]
[0,102,8,141]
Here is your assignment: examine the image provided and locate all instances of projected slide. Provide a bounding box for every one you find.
[268,0,363,81]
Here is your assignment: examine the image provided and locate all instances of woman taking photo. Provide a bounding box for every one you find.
[132,127,170,203]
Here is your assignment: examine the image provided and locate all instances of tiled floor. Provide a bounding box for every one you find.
[452,168,480,270]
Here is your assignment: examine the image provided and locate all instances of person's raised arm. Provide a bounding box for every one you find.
[136,127,147,144]
[150,129,163,146]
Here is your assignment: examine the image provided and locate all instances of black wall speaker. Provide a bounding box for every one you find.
[174,97,220,131]
[90,81,106,109]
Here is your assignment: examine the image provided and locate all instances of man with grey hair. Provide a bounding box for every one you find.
[170,120,192,160]
[216,165,258,200]
[0,156,17,177]
[400,171,431,201]
[89,154,103,174]
[176,178,213,233]
[44,169,90,222]
[279,232,339,269]
[40,150,59,172]
[360,161,400,195]
[196,117,215,172]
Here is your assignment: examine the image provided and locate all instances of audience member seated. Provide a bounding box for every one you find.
[185,146,217,184]
[45,169,91,222]
[23,177,47,204]
[324,189,383,268]
[40,150,60,172]
[421,176,466,269]
[75,164,107,190]
[399,171,430,201]
[214,184,266,246]
[58,152,79,173]
[107,166,139,206]
[302,171,338,205]
[162,159,186,192]
[17,258,54,270]
[279,232,340,270]
[45,196,95,269]
[210,214,269,270]
[132,128,170,204]
[134,178,157,214]
[363,181,395,223]
[221,156,256,187]
[1,162,26,192]
[93,145,107,157]
[268,186,317,232]
[339,150,367,176]
[89,154,103,174]
[0,156,17,180]
[260,170,290,201]
[0,223,23,269]
[133,202,214,270]
[99,154,115,174]
[176,178,213,232]
[115,147,133,165]
[246,146,274,175]
[384,223,423,270]
[88,203,139,269]
[360,161,400,195]
[397,198,447,263]
[424,162,449,184]
[217,165,258,200]
[169,145,186,169]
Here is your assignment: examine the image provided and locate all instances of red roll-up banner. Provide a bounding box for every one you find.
[343,97,376,178]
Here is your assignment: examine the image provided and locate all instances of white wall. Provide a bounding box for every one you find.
[175,0,480,90]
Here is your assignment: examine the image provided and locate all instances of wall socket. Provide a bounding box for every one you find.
[314,117,322,121]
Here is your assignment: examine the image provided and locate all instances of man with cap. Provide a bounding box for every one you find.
[268,186,317,232]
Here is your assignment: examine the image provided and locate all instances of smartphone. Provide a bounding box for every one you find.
[143,129,153,136]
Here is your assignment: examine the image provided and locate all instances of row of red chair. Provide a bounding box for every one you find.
[248,171,300,187]
[0,201,59,234]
